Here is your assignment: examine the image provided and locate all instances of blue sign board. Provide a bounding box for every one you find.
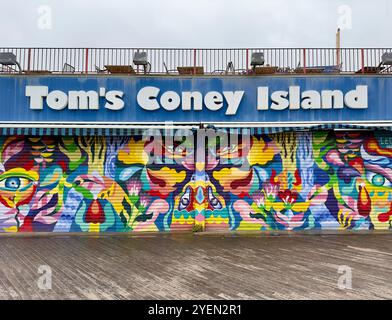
[0,75,391,124]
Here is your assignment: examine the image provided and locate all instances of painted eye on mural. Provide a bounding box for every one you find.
[0,176,34,191]
[207,186,222,210]
[366,171,392,188]
[178,186,192,211]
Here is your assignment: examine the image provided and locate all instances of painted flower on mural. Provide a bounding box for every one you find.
[247,188,310,231]
[67,172,164,233]
[137,194,150,214]
[226,133,315,231]
[249,183,279,212]
[69,174,126,232]
[278,190,298,209]
[127,178,142,204]
[251,191,265,208]
[264,183,279,201]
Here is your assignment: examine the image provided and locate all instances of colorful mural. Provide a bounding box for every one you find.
[0,130,391,233]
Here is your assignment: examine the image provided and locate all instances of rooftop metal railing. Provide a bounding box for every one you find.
[0,47,391,75]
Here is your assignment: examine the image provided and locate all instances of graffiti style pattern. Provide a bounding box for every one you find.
[209,130,392,231]
[0,131,391,233]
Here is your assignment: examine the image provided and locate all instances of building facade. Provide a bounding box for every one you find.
[0,48,391,233]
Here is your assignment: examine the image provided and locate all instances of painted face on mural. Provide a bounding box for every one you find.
[54,136,186,232]
[0,137,68,232]
[210,132,315,231]
[115,136,188,231]
[173,173,227,230]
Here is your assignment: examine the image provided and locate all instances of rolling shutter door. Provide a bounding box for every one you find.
[205,130,392,232]
[0,134,194,233]
[1,129,392,233]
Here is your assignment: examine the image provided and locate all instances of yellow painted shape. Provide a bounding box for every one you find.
[118,139,148,165]
[4,226,18,233]
[213,168,251,187]
[171,216,194,225]
[237,221,266,231]
[365,182,392,231]
[248,137,276,166]
[0,168,39,182]
[89,223,100,233]
[147,167,186,186]
[292,202,310,213]
[206,217,229,225]
[195,162,205,172]
[272,202,285,212]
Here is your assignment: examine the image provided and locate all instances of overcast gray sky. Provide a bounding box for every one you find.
[1,0,391,48]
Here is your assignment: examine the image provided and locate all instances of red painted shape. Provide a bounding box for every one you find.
[19,216,34,232]
[378,212,391,223]
[148,171,166,188]
[231,171,253,189]
[293,169,302,186]
[85,48,89,74]
[278,190,298,204]
[378,202,392,223]
[84,200,105,224]
[17,185,37,206]
[269,169,277,183]
[348,158,364,175]
[357,186,371,217]
[148,190,169,199]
